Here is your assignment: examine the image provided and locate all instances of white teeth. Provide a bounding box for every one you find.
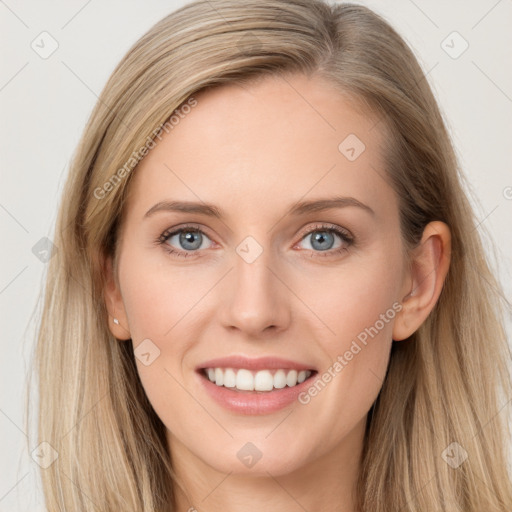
[254,370,273,391]
[236,369,254,391]
[273,369,287,389]
[286,369,298,387]
[223,368,236,388]
[204,367,313,392]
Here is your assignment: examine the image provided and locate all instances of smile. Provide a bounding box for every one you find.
[195,355,318,414]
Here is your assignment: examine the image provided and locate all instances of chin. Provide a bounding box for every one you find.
[197,439,311,477]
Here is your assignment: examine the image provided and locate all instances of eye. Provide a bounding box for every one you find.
[157,224,214,258]
[156,222,354,259]
[295,223,354,257]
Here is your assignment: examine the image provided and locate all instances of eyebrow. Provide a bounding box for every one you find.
[144,196,375,220]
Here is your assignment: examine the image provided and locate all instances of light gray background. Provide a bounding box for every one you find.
[1,1,511,510]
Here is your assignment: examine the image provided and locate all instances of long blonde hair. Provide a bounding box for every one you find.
[31,0,512,510]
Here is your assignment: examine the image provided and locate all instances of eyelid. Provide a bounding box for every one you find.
[296,222,353,241]
[159,223,214,242]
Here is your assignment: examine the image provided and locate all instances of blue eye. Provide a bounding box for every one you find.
[158,224,213,258]
[296,224,354,257]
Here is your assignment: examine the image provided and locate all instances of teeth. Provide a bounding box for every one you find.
[223,368,236,388]
[236,369,254,391]
[204,367,313,392]
[273,370,287,389]
[286,369,298,387]
[215,368,223,386]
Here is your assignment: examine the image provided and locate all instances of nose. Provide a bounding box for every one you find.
[219,246,291,338]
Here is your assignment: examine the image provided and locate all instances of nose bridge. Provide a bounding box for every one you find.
[221,236,290,335]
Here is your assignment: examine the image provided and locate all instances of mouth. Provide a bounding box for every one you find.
[198,367,317,393]
[195,355,318,414]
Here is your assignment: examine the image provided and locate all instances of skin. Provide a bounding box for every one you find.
[104,73,451,512]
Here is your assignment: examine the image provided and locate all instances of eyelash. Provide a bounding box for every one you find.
[155,223,355,259]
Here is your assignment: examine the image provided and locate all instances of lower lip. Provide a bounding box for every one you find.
[197,370,317,415]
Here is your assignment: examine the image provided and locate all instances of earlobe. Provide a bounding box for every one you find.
[392,221,451,341]
[103,255,131,341]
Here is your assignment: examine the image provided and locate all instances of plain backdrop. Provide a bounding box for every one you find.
[1,1,511,510]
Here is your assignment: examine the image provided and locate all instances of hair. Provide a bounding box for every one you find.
[30,0,512,510]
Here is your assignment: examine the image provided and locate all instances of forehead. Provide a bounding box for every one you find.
[124,73,395,222]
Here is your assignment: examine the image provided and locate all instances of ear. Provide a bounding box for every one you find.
[103,255,131,341]
[393,221,451,341]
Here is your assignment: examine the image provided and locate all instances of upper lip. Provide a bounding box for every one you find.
[197,355,316,372]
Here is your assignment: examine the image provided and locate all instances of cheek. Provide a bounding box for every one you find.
[293,249,401,426]
[117,252,201,435]
[300,248,402,351]
[119,249,212,341]
[117,248,214,407]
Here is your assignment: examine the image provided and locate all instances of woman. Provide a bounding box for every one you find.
[32,0,512,510]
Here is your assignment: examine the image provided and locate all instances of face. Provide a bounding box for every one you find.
[107,73,411,477]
